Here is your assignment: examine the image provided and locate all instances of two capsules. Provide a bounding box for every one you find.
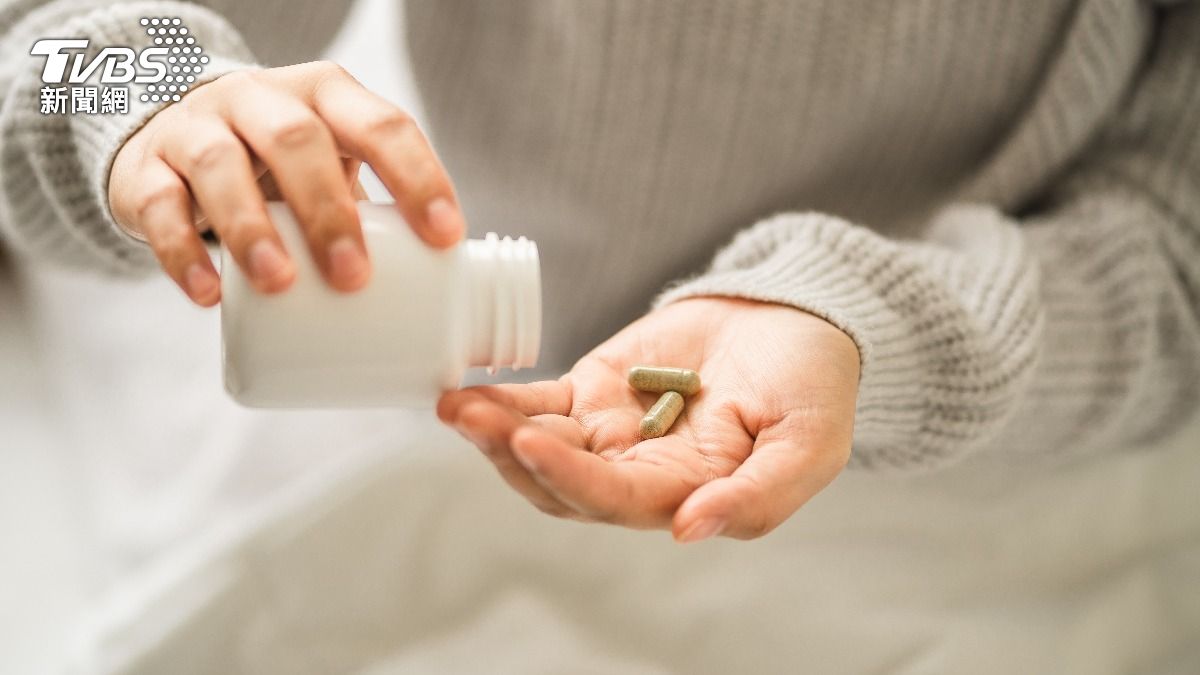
[629,366,701,439]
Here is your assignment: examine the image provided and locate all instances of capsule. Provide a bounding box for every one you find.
[628,366,701,396]
[639,391,685,439]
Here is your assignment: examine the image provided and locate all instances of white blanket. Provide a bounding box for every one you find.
[6,261,1199,674]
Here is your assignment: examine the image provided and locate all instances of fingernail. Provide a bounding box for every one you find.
[184,262,219,302]
[511,442,538,473]
[327,236,370,288]
[248,239,293,286]
[678,518,725,543]
[425,198,464,242]
[461,429,484,447]
[454,424,484,447]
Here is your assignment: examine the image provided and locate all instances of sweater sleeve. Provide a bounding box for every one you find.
[655,4,1200,471]
[0,0,258,274]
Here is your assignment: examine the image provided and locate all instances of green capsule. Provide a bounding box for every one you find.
[639,390,685,439]
[628,366,701,396]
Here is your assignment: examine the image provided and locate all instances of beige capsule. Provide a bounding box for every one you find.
[628,366,701,396]
[639,390,685,440]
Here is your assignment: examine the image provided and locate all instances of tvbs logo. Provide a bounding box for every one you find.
[32,38,170,85]
[31,17,208,114]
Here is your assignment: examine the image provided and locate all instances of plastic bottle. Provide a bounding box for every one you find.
[220,202,541,408]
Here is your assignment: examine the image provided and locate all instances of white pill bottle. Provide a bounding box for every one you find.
[220,202,541,408]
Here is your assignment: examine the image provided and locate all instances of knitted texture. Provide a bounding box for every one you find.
[0,0,257,274]
[3,0,1198,471]
[654,3,1200,469]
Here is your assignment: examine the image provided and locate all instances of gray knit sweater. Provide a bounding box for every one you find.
[2,0,1198,471]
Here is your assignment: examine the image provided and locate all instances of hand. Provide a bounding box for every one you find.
[438,297,861,542]
[108,61,465,306]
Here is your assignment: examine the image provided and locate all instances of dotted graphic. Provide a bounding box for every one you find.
[137,17,208,103]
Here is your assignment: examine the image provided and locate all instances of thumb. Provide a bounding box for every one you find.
[671,429,849,543]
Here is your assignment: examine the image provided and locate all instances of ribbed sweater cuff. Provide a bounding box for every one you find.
[5,2,258,273]
[654,213,881,379]
[653,210,1041,471]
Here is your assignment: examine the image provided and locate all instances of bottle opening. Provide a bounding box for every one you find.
[465,233,541,372]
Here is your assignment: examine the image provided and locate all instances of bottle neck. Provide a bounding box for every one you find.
[465,233,541,372]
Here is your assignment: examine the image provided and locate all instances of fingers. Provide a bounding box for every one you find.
[453,381,574,418]
[307,67,464,248]
[528,413,589,448]
[438,390,582,519]
[509,426,686,528]
[109,61,460,307]
[670,429,850,543]
[439,381,678,526]
[220,81,368,291]
[124,158,220,305]
[156,113,295,294]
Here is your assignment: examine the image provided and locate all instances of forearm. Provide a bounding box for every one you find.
[657,5,1200,470]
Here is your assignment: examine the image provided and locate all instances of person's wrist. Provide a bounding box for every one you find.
[666,295,862,379]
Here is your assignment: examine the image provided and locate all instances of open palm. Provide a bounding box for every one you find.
[438,297,860,542]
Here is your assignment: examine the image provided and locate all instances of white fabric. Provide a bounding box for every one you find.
[8,259,1200,674]
[0,272,91,675]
